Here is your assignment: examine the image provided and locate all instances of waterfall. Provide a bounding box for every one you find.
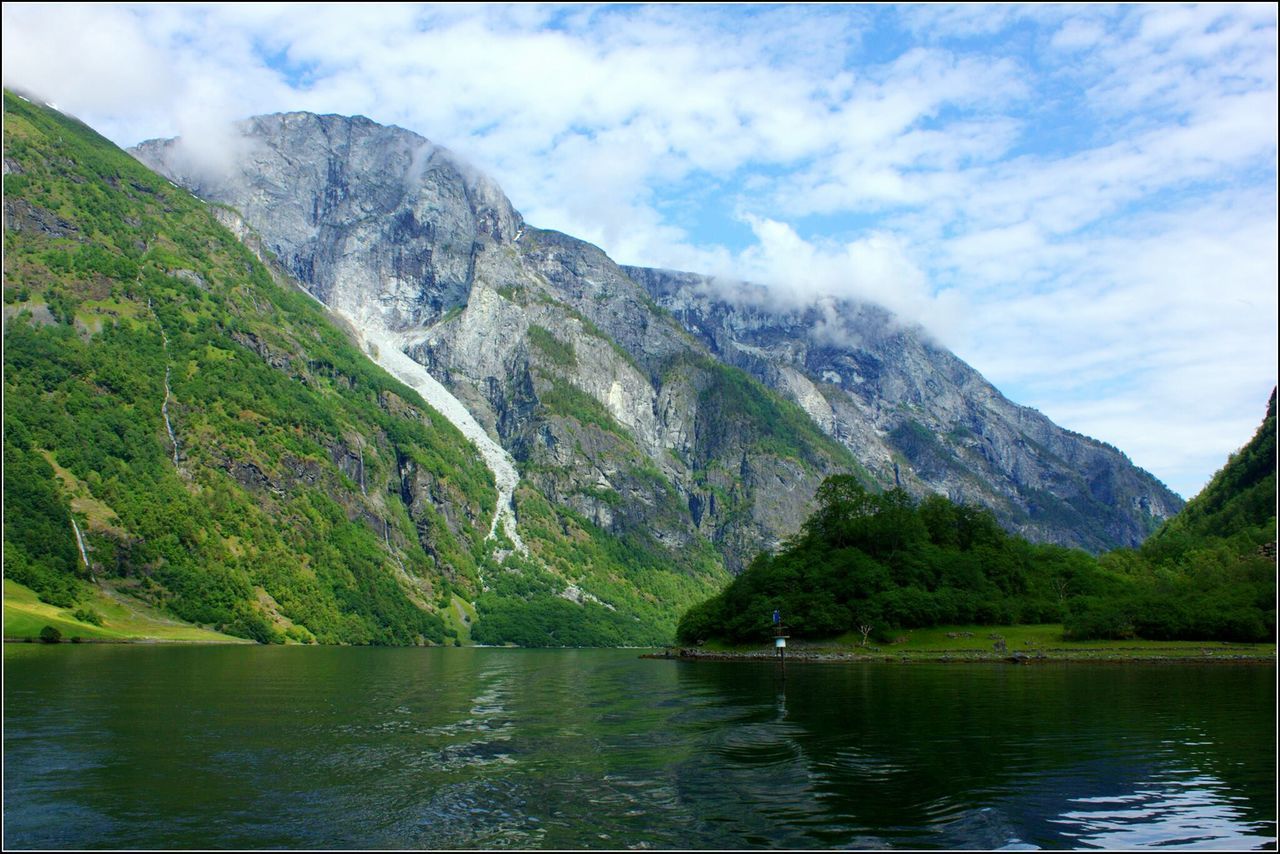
[149,299,180,466]
[162,364,179,465]
[70,517,93,580]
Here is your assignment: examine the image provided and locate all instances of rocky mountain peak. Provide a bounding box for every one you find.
[134,110,1184,557]
[132,111,522,331]
[624,265,1185,551]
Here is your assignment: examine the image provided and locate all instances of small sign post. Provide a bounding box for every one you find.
[772,609,788,666]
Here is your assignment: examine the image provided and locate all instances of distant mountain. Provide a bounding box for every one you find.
[134,110,1182,562]
[623,267,1184,552]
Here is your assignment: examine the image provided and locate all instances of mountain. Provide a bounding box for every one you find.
[3,91,726,646]
[2,93,1189,648]
[132,111,1182,563]
[623,267,1184,551]
[131,112,868,579]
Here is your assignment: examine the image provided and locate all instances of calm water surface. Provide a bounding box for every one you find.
[4,646,1275,849]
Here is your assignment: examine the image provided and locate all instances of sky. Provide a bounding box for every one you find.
[3,3,1277,499]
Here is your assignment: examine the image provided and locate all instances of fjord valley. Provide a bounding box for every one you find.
[5,2,1277,847]
[3,91,1269,653]
[131,109,1185,561]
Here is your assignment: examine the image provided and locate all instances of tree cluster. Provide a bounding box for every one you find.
[680,392,1276,649]
[678,477,1106,644]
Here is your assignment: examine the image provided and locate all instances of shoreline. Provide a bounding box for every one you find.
[642,646,1278,665]
[3,636,253,645]
[6,636,1274,660]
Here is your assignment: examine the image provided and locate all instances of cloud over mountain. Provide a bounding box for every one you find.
[5,3,1274,497]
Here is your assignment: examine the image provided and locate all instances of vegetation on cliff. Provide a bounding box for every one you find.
[4,90,498,644]
[679,394,1276,646]
[1065,389,1276,642]
[2,92,729,647]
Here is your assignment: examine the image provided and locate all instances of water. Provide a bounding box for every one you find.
[4,646,1275,849]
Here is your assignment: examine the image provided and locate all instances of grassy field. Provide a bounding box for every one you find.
[441,594,478,646]
[691,623,1276,662]
[3,579,249,643]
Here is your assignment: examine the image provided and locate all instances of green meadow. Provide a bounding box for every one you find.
[3,579,247,643]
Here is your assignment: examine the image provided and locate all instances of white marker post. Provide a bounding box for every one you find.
[772,611,789,667]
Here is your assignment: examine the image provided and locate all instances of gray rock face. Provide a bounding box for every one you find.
[623,266,1184,550]
[133,113,521,331]
[132,111,1182,563]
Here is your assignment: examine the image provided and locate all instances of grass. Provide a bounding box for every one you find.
[441,594,478,646]
[41,451,128,536]
[3,579,249,643]
[690,623,1277,662]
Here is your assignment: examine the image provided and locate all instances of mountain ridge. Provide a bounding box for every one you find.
[623,264,1182,551]
[4,91,728,646]
[133,117,867,576]
[131,110,1183,562]
[0,93,1213,648]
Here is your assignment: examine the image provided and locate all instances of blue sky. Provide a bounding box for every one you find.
[4,3,1277,498]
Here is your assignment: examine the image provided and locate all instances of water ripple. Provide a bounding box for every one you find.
[3,648,1274,850]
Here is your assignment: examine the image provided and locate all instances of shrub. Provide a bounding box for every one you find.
[73,607,104,626]
[39,625,62,643]
[284,625,316,644]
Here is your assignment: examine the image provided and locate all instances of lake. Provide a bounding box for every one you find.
[3,645,1275,849]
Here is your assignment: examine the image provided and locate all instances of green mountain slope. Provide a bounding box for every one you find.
[3,91,732,646]
[1143,389,1276,556]
[4,90,502,644]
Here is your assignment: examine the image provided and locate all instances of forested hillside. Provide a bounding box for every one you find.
[3,91,738,646]
[1143,390,1275,555]
[3,91,510,643]
[679,392,1276,645]
[1066,389,1277,641]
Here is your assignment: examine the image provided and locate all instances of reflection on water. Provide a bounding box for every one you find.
[1053,773,1274,850]
[4,646,1275,850]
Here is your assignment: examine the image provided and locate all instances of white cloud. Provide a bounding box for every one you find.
[1,2,1274,498]
[1051,17,1108,52]
[2,4,178,112]
[727,216,958,338]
